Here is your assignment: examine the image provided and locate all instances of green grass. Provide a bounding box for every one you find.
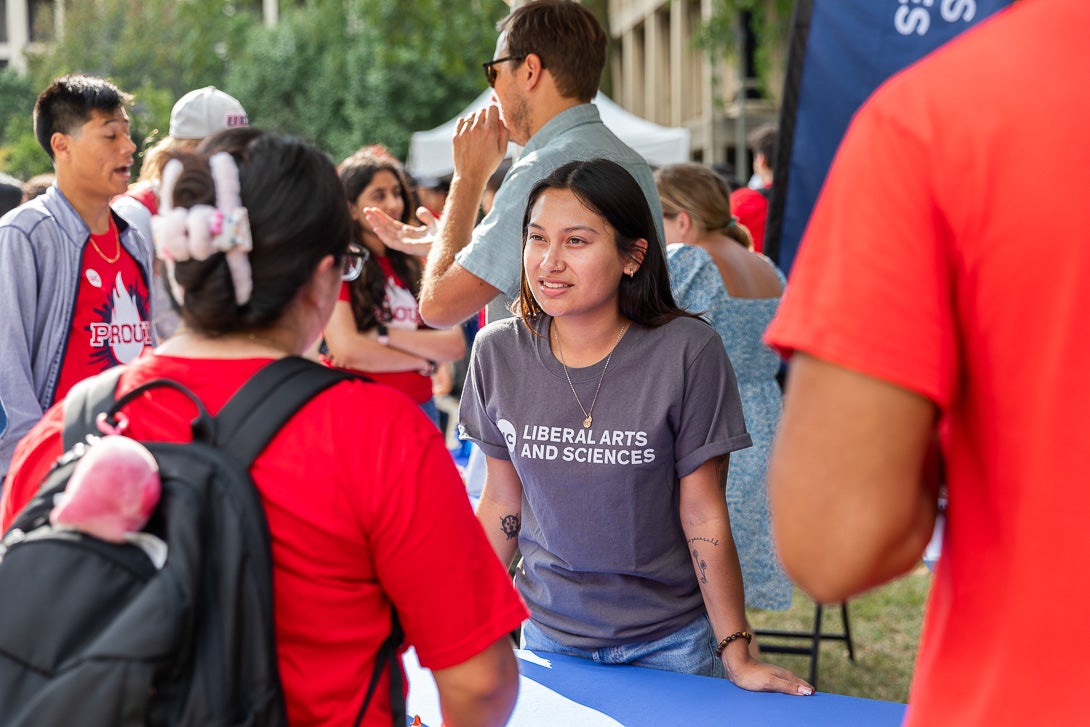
[746,564,932,703]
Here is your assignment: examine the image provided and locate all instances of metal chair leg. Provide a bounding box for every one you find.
[754,599,855,691]
[809,603,823,687]
[839,601,856,662]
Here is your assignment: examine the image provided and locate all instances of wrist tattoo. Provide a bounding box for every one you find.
[692,548,708,584]
[688,536,719,547]
[500,513,521,540]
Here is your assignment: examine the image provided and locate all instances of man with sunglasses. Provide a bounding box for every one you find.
[366,0,664,328]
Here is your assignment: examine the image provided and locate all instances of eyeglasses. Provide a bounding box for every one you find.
[482,55,526,87]
[341,244,369,282]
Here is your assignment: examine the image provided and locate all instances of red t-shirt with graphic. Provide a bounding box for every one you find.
[329,256,432,403]
[55,222,152,402]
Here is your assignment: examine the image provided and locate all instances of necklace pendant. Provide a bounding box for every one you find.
[582,415,593,429]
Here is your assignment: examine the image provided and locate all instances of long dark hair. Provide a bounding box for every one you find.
[337,149,422,331]
[518,158,697,329]
[167,128,351,334]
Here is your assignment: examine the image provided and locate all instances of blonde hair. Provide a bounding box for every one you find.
[137,136,190,184]
[655,163,754,249]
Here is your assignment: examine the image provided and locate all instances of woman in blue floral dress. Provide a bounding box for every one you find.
[658,163,793,613]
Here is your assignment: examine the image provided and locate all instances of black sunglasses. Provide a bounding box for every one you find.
[341,244,370,282]
[482,55,526,87]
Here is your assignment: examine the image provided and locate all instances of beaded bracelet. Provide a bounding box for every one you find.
[714,630,752,658]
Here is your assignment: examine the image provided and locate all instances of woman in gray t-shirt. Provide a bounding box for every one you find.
[460,159,813,697]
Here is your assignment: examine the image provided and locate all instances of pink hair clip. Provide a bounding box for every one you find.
[209,210,225,237]
[150,153,255,306]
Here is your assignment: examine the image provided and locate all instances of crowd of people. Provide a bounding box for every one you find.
[0,0,1083,725]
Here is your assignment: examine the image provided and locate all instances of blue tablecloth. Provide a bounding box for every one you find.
[405,648,906,726]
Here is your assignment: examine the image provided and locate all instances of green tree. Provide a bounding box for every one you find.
[0,68,46,179]
[229,0,503,164]
[697,0,793,98]
[0,0,259,177]
[0,0,504,177]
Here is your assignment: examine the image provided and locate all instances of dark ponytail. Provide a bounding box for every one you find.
[166,128,351,334]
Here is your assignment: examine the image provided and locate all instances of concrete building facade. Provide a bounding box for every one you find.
[607,0,783,179]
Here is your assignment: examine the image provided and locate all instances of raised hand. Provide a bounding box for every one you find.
[363,205,438,257]
[452,105,510,186]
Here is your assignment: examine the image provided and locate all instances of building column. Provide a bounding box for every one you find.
[697,0,716,163]
[669,0,685,129]
[263,0,279,27]
[7,0,29,72]
[621,25,638,115]
[645,8,665,125]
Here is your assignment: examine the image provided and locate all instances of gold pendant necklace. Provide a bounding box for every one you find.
[553,320,630,429]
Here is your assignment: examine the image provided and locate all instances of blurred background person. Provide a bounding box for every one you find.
[657,162,792,627]
[324,148,465,427]
[20,173,55,203]
[414,173,451,220]
[730,123,777,253]
[480,159,512,219]
[116,86,249,230]
[0,173,23,216]
[114,86,249,340]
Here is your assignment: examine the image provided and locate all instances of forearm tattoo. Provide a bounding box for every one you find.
[692,548,709,584]
[689,537,719,585]
[500,513,521,540]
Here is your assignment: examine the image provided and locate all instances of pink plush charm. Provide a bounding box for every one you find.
[49,435,161,543]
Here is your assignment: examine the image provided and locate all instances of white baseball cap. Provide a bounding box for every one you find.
[169,86,248,140]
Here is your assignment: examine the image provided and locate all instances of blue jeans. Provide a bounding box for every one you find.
[520,613,725,678]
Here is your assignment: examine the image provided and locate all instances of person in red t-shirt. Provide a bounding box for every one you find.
[729,123,777,253]
[323,148,465,426]
[2,128,526,727]
[765,1,1090,724]
[0,74,153,479]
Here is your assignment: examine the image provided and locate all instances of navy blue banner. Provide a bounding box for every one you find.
[766,0,1015,273]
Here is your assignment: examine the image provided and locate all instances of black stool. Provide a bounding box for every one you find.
[754,600,855,689]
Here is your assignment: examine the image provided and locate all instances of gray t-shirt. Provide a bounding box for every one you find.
[455,104,666,323]
[459,315,751,648]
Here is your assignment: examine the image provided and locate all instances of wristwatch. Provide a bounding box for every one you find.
[376,323,390,346]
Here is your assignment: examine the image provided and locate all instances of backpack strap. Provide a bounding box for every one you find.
[354,610,406,727]
[61,366,127,451]
[62,357,352,460]
[213,356,354,468]
[64,367,218,450]
[215,357,406,726]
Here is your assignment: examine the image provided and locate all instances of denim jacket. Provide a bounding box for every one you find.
[0,184,152,473]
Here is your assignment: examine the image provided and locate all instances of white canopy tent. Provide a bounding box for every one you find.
[407,90,691,180]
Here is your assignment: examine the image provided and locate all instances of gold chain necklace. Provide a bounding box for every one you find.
[553,320,630,429]
[88,223,121,264]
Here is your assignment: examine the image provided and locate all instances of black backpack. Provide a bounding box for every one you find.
[0,356,405,726]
